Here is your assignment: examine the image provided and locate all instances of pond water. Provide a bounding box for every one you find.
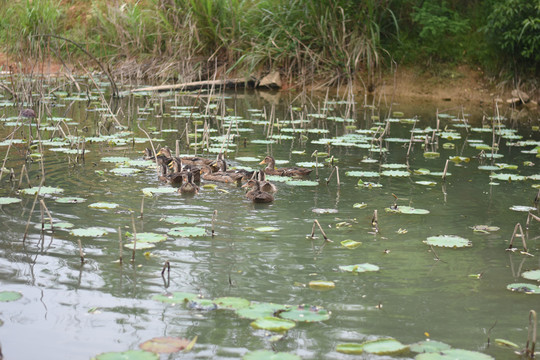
[0,81,539,360]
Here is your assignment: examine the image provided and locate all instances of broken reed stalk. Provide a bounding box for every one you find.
[310,220,332,242]
[131,214,137,263]
[442,160,449,181]
[526,212,540,229]
[525,310,537,358]
[39,197,45,232]
[0,119,20,182]
[137,123,160,175]
[22,180,45,243]
[39,199,54,231]
[175,139,180,158]
[372,209,379,234]
[77,239,84,263]
[326,166,335,185]
[336,166,340,186]
[140,196,144,219]
[211,210,217,237]
[161,261,170,277]
[312,150,319,179]
[118,227,123,264]
[507,223,528,253]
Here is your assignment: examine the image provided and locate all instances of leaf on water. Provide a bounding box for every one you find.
[522,270,540,281]
[167,226,206,237]
[54,196,86,204]
[312,208,338,214]
[424,235,471,248]
[409,340,451,353]
[141,187,178,196]
[20,186,64,196]
[100,156,130,163]
[362,338,409,356]
[243,349,301,360]
[308,280,335,290]
[381,163,408,169]
[43,222,74,230]
[494,339,519,349]
[470,225,500,233]
[280,305,330,322]
[381,170,410,177]
[341,240,362,249]
[235,303,288,320]
[506,283,540,294]
[89,202,119,210]
[0,291,23,302]
[336,343,365,354]
[415,181,436,186]
[152,292,199,304]
[110,167,142,176]
[214,297,251,310]
[449,156,470,163]
[92,350,159,360]
[254,226,280,232]
[286,180,319,186]
[70,227,108,237]
[162,216,199,225]
[346,171,380,177]
[489,173,526,181]
[250,317,296,332]
[423,152,440,159]
[415,348,494,359]
[509,205,537,212]
[202,184,217,189]
[339,263,380,273]
[139,336,196,354]
[478,165,500,171]
[0,197,21,205]
[353,202,367,208]
[386,206,430,215]
[126,159,154,167]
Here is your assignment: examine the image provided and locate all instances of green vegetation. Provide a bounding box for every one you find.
[0,0,538,85]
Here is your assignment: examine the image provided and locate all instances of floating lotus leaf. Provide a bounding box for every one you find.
[341,240,362,249]
[495,163,518,170]
[415,348,494,359]
[70,227,108,237]
[214,297,251,310]
[163,216,199,225]
[509,205,537,212]
[381,170,410,177]
[424,235,471,248]
[494,339,519,348]
[414,168,431,175]
[251,139,275,144]
[449,156,470,163]
[20,186,64,196]
[0,197,21,205]
[110,167,141,176]
[128,232,167,243]
[478,165,500,171]
[506,283,540,294]
[522,270,540,281]
[141,187,178,196]
[429,171,451,177]
[236,303,288,320]
[361,158,378,163]
[168,226,206,237]
[387,206,430,215]
[361,338,409,355]
[346,171,380,177]
[528,174,540,180]
[202,184,217,189]
[489,173,526,181]
[152,292,199,304]
[92,350,158,360]
[353,202,367,208]
[286,180,319,186]
[312,208,338,214]
[381,163,408,169]
[43,222,74,230]
[243,350,301,360]
[308,280,335,290]
[410,340,451,353]
[339,263,380,273]
[471,225,500,233]
[139,336,196,353]
[336,343,364,354]
[280,305,330,322]
[54,196,86,204]
[250,317,296,332]
[0,291,22,302]
[89,202,119,209]
[100,156,130,163]
[423,152,440,159]
[126,159,154,167]
[254,226,280,232]
[124,242,155,250]
[442,142,455,149]
[415,181,436,186]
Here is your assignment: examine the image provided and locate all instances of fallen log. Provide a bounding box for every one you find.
[130,78,256,93]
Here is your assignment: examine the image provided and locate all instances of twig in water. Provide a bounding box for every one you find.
[506,223,528,253]
[335,166,340,187]
[310,219,332,243]
[486,320,497,348]
[311,150,319,179]
[326,166,335,185]
[371,209,379,234]
[442,160,449,181]
[131,215,137,263]
[524,310,537,358]
[77,239,84,263]
[118,227,123,264]
[526,212,540,229]
[161,261,170,277]
[140,196,144,219]
[211,210,217,237]
[39,199,54,232]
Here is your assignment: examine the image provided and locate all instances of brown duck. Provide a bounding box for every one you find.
[242,179,274,203]
[259,156,312,177]
[178,171,199,195]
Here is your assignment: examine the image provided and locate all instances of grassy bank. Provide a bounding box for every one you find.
[0,0,538,91]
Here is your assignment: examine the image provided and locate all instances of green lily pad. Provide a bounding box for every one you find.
[381,170,410,177]
[410,340,451,353]
[243,350,301,360]
[110,167,141,176]
[423,152,440,159]
[509,205,537,212]
[387,206,430,215]
[494,339,519,348]
[214,297,251,310]
[163,216,199,225]
[0,197,21,205]
[20,186,64,196]
[339,263,380,273]
[236,303,288,320]
[43,222,74,230]
[54,196,86,204]
[0,291,23,302]
[471,225,500,233]
[414,168,431,175]
[152,292,199,304]
[89,202,119,210]
[362,338,408,355]
[286,179,319,186]
[235,156,261,162]
[186,299,217,311]
[100,156,130,163]
[353,202,367,209]
[254,226,280,232]
[507,283,540,294]
[124,242,155,250]
[341,240,362,249]
[139,336,195,353]
[251,316,296,332]
[415,181,436,186]
[522,270,540,281]
[424,235,471,248]
[415,348,494,359]
[312,208,338,214]
[126,159,154,167]
[279,305,330,322]
[308,280,336,289]
[142,187,178,196]
[202,184,217,189]
[128,232,167,243]
[70,227,108,237]
[478,165,500,171]
[346,171,380,177]
[168,226,206,237]
[336,343,365,354]
[489,173,526,181]
[92,350,159,360]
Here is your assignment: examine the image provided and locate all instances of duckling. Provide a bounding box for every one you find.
[200,165,243,185]
[257,171,277,193]
[178,171,199,195]
[259,156,312,177]
[242,179,274,203]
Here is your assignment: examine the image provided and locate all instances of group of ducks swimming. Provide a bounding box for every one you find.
[144,147,313,203]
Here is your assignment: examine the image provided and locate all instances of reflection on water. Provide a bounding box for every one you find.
[0,86,539,359]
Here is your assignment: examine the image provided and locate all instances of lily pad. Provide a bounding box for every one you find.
[254,226,280,232]
[89,202,120,210]
[489,173,526,181]
[336,343,365,354]
[128,232,167,243]
[424,235,471,248]
[236,303,288,320]
[0,291,23,302]
[312,208,338,214]
[506,283,540,294]
[415,181,436,186]
[0,197,21,205]
[353,202,367,209]
[494,339,519,348]
[250,317,296,332]
[70,227,108,237]
[243,350,301,360]
[214,297,251,310]
[100,156,130,163]
[308,280,336,290]
[522,270,540,281]
[509,205,537,212]
[152,292,199,304]
[43,222,74,230]
[92,350,159,360]
[167,226,206,237]
[286,180,319,187]
[20,186,64,196]
[381,170,410,177]
[423,152,440,159]
[415,348,494,359]
[471,225,500,233]
[346,171,380,177]
[339,263,380,273]
[110,167,141,176]
[410,340,451,353]
[362,338,409,355]
[142,187,178,196]
[54,196,86,204]
[139,336,196,354]
[341,240,362,249]
[163,216,199,225]
[279,305,330,322]
[387,206,430,215]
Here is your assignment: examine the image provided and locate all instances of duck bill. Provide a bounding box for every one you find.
[258,160,266,165]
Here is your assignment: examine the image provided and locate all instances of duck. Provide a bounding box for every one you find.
[200,165,243,185]
[259,156,312,177]
[242,179,274,203]
[214,156,254,181]
[155,147,175,166]
[158,146,214,168]
[257,171,277,193]
[178,171,199,195]
[143,148,155,160]
[168,158,201,183]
